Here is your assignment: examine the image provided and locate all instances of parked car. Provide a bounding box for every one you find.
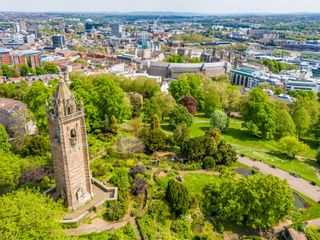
[311,181,317,186]
[271,165,276,169]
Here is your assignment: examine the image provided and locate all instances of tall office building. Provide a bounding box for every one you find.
[18,20,27,32]
[111,23,123,37]
[52,35,65,48]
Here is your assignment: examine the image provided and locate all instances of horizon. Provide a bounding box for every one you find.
[2,0,320,14]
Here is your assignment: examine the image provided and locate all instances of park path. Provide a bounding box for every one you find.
[238,156,320,202]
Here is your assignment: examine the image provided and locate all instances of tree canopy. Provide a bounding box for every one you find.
[0,189,64,239]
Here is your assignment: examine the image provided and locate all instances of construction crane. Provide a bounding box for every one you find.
[153,15,162,34]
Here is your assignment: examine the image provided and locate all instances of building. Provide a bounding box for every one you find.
[146,61,231,79]
[11,50,41,68]
[52,35,65,49]
[0,98,36,138]
[312,66,320,78]
[230,67,263,88]
[0,49,41,68]
[111,23,123,37]
[0,49,12,65]
[18,20,27,32]
[46,76,93,210]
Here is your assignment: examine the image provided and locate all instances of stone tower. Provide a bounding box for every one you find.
[46,75,93,210]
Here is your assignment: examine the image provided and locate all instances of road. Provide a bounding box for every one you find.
[238,156,320,202]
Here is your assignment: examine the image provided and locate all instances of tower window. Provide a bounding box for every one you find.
[67,106,72,115]
[70,129,77,138]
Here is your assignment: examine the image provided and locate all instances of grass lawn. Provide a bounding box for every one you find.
[295,192,320,221]
[164,114,320,185]
[183,173,218,196]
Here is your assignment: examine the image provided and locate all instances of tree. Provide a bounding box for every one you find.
[35,66,46,75]
[210,110,229,132]
[179,96,198,115]
[23,81,52,132]
[19,64,34,76]
[42,62,59,74]
[0,149,20,195]
[149,114,161,130]
[172,123,190,148]
[139,127,167,153]
[292,107,311,138]
[317,149,320,165]
[0,189,64,239]
[102,115,120,135]
[280,136,309,159]
[203,174,295,229]
[71,74,131,131]
[0,64,19,78]
[166,180,190,217]
[17,135,50,157]
[131,177,148,196]
[202,156,216,170]
[164,53,184,63]
[169,105,193,129]
[169,73,205,108]
[204,92,222,116]
[242,88,276,139]
[0,124,11,152]
[275,109,296,139]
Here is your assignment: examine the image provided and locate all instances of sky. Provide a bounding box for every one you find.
[1,0,320,14]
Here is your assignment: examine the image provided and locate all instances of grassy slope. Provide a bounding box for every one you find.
[184,115,320,184]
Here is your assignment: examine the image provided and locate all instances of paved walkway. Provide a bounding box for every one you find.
[238,156,320,202]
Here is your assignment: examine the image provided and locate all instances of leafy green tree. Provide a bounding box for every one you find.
[19,64,34,76]
[17,135,50,157]
[210,110,229,132]
[169,73,205,108]
[181,129,221,161]
[139,127,167,153]
[164,53,184,63]
[148,200,170,224]
[203,174,295,229]
[0,124,11,152]
[35,66,46,75]
[214,141,237,166]
[202,156,216,170]
[172,123,190,148]
[71,74,131,131]
[169,105,193,129]
[0,64,19,78]
[204,92,222,116]
[0,189,64,239]
[242,88,276,139]
[279,136,309,159]
[149,114,161,130]
[292,107,311,138]
[0,149,20,195]
[317,148,320,165]
[275,109,296,139]
[306,226,320,240]
[142,93,176,121]
[42,62,59,74]
[23,81,52,132]
[166,180,190,217]
[171,219,194,239]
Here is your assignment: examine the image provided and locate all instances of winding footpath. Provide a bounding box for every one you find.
[238,156,320,202]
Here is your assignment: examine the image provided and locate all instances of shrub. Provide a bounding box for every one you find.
[202,156,216,170]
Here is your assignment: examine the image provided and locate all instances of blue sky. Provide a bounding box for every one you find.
[1,0,320,13]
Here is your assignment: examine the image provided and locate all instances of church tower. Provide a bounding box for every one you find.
[47,74,93,210]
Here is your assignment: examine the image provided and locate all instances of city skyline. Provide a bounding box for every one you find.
[2,0,320,14]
